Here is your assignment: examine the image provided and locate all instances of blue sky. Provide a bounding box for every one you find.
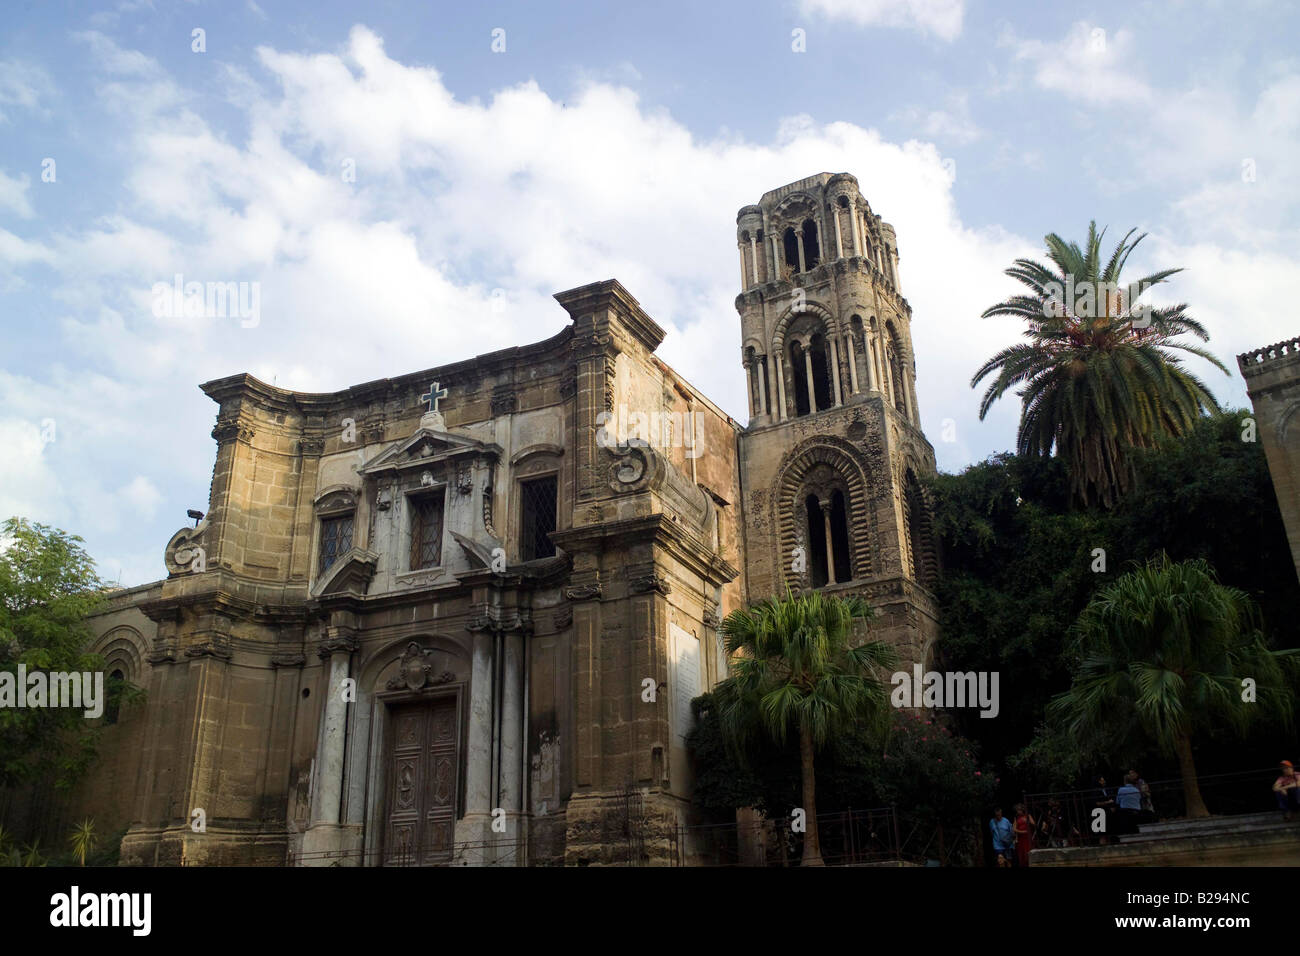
[2,0,1297,585]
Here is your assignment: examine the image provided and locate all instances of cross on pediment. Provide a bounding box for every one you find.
[420,381,448,415]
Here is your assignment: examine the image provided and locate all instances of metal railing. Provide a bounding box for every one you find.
[1022,766,1283,849]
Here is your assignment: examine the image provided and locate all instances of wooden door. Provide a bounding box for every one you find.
[383,697,458,866]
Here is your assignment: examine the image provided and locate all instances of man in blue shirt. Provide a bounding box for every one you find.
[1116,778,1142,835]
[989,807,1015,865]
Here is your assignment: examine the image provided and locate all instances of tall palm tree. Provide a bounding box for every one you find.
[973,222,1226,508]
[1048,555,1297,819]
[715,589,897,865]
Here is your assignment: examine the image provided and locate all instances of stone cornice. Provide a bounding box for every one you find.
[554,279,665,354]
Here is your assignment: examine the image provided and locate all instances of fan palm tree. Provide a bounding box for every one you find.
[973,222,1226,508]
[1048,555,1297,819]
[715,588,897,865]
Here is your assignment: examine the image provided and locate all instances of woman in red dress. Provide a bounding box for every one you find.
[1013,803,1035,867]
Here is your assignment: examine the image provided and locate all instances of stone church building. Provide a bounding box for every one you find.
[69,172,941,866]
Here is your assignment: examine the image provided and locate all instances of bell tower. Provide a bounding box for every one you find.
[735,172,939,667]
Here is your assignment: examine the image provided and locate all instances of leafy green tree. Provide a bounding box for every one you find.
[973,222,1225,507]
[929,413,1300,785]
[0,517,108,790]
[1048,555,1297,817]
[714,589,896,865]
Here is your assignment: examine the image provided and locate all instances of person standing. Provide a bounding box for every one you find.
[1273,760,1300,821]
[1128,769,1155,823]
[1091,775,1116,844]
[1116,776,1142,836]
[989,807,1015,867]
[1013,803,1035,867]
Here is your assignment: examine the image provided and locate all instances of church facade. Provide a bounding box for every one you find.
[69,172,941,866]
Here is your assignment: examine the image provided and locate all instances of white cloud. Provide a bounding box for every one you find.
[9,22,1296,585]
[799,0,964,41]
[892,93,981,145]
[999,21,1152,105]
[0,59,53,122]
[0,170,34,218]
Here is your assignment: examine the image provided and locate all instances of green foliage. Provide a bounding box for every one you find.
[1049,555,1296,757]
[688,702,996,864]
[974,222,1225,507]
[714,589,896,754]
[68,818,97,866]
[930,412,1300,787]
[0,517,108,790]
[878,712,998,858]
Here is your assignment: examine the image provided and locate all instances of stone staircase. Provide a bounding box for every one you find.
[1031,810,1300,866]
[1119,811,1292,844]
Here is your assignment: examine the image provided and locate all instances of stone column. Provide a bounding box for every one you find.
[795,227,807,274]
[314,641,353,827]
[461,629,495,864]
[850,199,863,257]
[821,500,837,585]
[745,358,757,419]
[770,352,784,422]
[738,244,748,289]
[772,235,783,279]
[498,630,525,862]
[803,343,818,415]
[758,357,769,417]
[846,334,859,395]
[775,352,788,421]
[829,337,843,407]
[833,207,844,259]
[749,235,759,285]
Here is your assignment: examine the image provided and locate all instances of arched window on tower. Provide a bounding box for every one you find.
[902,471,936,588]
[782,228,800,275]
[829,489,851,583]
[802,487,853,589]
[805,493,829,588]
[809,333,833,411]
[791,341,811,416]
[801,218,820,269]
[886,323,907,416]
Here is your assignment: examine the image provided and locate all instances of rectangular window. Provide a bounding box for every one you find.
[318,514,354,575]
[410,491,445,570]
[520,475,557,561]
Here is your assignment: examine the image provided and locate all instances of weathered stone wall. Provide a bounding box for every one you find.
[1239,336,1300,585]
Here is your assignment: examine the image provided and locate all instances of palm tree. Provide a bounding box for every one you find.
[973,222,1225,508]
[715,589,897,865]
[1048,555,1297,819]
[69,818,97,867]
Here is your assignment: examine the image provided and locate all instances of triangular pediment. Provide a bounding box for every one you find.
[359,428,501,476]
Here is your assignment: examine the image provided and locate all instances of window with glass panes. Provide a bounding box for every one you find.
[410,491,445,570]
[318,513,354,575]
[520,475,557,561]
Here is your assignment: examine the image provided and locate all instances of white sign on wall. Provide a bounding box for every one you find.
[670,623,701,744]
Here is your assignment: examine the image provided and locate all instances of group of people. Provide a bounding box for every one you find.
[989,760,1300,865]
[1090,770,1156,840]
[988,768,1154,866]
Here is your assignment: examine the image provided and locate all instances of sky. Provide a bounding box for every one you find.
[1,0,1297,586]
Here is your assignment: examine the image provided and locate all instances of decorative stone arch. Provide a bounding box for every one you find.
[95,625,146,724]
[772,191,819,228]
[774,436,877,589]
[771,300,839,354]
[899,463,937,590]
[94,625,147,682]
